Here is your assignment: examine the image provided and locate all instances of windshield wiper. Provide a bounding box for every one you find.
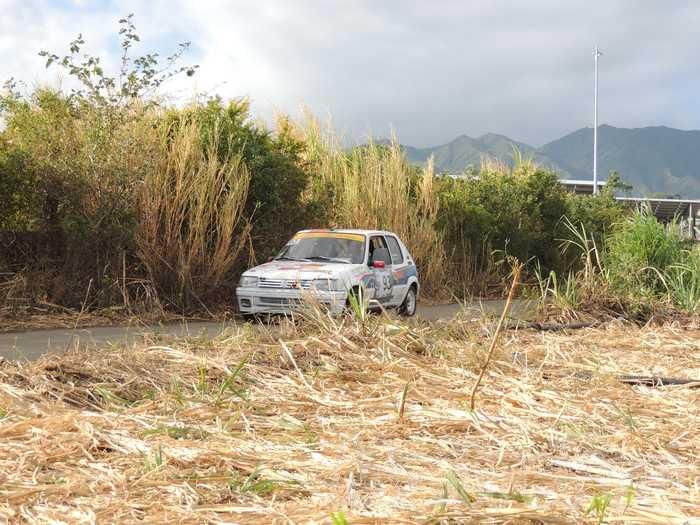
[275,255,310,262]
[307,256,350,264]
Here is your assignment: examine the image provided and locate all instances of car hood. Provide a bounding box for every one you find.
[242,260,363,281]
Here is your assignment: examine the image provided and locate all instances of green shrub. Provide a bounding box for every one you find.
[436,166,570,295]
[606,207,700,313]
[0,141,38,231]
[0,89,152,305]
[0,16,201,308]
[605,206,687,299]
[535,207,698,319]
[565,192,625,253]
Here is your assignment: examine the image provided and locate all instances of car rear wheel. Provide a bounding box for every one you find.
[398,285,417,317]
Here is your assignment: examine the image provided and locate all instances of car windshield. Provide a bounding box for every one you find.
[277,232,365,264]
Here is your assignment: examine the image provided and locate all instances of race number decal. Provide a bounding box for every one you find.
[382,275,392,290]
[376,271,393,300]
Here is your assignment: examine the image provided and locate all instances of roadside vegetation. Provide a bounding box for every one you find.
[537,207,700,320]
[0,15,695,325]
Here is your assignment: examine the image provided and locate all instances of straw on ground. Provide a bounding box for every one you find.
[0,315,698,524]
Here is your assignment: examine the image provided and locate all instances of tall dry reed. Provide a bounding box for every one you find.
[294,116,447,295]
[136,119,251,308]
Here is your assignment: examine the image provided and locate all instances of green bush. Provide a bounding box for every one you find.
[436,168,570,295]
[0,90,314,308]
[565,192,625,250]
[0,89,151,305]
[534,205,698,319]
[605,206,698,311]
[434,164,631,298]
[664,248,700,313]
[0,141,38,231]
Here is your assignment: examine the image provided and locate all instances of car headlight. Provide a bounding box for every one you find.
[313,278,343,291]
[239,275,258,287]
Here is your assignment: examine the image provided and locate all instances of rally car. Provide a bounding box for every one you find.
[236,229,419,316]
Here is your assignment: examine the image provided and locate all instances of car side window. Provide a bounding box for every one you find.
[369,236,388,262]
[385,236,404,264]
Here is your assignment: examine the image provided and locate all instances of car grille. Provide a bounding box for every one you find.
[258,277,313,289]
[259,297,303,306]
[259,297,331,307]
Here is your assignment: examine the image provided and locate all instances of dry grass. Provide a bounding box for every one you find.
[135,118,251,308]
[0,315,698,523]
[294,116,447,296]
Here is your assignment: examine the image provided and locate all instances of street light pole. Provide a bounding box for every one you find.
[593,45,602,194]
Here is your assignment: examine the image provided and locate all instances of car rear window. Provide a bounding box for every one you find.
[386,236,404,264]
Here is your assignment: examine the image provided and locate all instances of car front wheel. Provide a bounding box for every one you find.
[398,286,417,317]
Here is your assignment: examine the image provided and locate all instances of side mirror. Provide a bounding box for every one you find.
[372,260,385,269]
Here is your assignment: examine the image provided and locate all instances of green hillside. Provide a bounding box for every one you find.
[540,125,700,197]
[399,133,565,175]
[397,125,700,198]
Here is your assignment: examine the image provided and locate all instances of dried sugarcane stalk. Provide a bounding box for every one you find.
[469,263,523,411]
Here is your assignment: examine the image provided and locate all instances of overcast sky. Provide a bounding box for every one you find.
[2,0,699,147]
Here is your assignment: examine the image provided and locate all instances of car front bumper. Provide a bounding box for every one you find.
[236,287,348,315]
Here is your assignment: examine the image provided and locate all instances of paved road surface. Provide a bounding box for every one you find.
[0,300,534,361]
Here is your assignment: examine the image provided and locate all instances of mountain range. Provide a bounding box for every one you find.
[394,125,700,198]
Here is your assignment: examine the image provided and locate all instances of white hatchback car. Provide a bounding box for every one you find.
[237,229,419,316]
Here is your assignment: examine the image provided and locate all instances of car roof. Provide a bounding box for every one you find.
[296,228,397,237]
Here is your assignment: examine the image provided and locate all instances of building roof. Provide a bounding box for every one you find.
[560,179,608,187]
[559,180,699,221]
[559,179,607,195]
[616,197,700,221]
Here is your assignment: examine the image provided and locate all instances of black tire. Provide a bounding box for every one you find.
[398,285,417,317]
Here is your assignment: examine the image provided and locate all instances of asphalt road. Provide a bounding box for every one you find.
[0,300,534,361]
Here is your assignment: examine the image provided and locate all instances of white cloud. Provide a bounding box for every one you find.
[2,0,700,146]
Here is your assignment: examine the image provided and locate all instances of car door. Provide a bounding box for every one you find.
[385,234,410,305]
[368,235,393,304]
